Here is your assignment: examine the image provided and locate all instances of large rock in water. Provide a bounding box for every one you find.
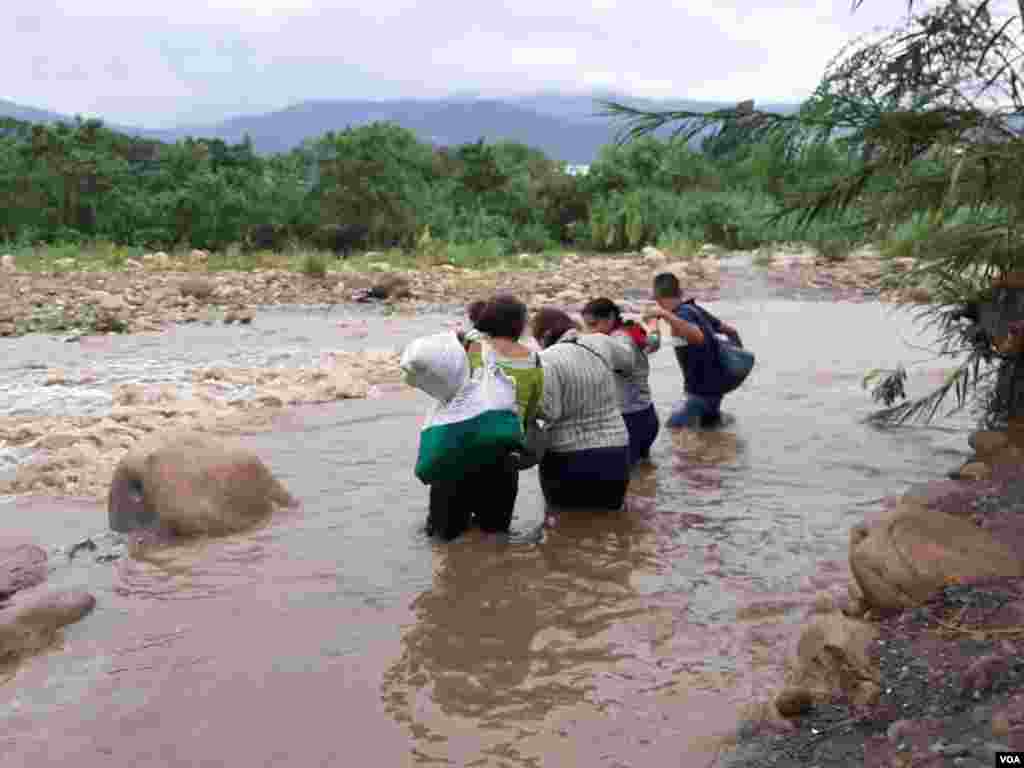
[108,431,298,536]
[1,589,96,666]
[849,501,1024,615]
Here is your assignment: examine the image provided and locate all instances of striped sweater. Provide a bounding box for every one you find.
[538,330,634,453]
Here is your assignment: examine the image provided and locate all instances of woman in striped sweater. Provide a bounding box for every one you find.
[531,307,635,512]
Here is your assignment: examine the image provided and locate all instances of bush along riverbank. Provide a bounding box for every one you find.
[719,429,1024,767]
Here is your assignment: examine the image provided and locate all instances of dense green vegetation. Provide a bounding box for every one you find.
[0,110,873,264]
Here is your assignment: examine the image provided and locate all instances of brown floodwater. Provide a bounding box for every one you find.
[0,258,975,766]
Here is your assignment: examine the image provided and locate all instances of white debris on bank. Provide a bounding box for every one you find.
[0,348,405,500]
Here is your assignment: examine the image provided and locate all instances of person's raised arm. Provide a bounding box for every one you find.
[643,307,704,345]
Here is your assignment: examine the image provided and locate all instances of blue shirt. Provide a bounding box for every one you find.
[671,301,726,397]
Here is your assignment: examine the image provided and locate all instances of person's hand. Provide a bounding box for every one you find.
[641,306,668,321]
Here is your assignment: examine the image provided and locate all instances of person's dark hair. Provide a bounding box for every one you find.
[531,306,580,348]
[475,294,528,339]
[581,297,623,329]
[653,272,682,299]
[466,300,487,327]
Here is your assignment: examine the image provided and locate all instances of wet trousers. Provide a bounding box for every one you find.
[539,446,630,511]
[426,455,519,540]
[623,404,660,464]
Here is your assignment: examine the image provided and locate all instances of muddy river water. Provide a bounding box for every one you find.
[0,259,974,766]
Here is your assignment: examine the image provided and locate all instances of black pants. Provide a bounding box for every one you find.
[426,457,519,540]
[539,446,630,511]
[623,404,660,465]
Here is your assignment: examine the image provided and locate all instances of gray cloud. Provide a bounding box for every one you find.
[3,0,916,127]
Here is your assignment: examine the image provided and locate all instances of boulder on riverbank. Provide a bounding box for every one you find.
[108,431,298,537]
[721,578,1024,767]
[723,439,1024,765]
[848,501,1024,616]
[784,612,881,708]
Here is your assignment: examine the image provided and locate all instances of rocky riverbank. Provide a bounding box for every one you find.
[718,444,1024,767]
[0,248,719,337]
[723,581,1024,767]
[0,244,930,339]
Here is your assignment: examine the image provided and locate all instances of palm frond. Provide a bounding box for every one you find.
[863,349,994,426]
[597,100,844,149]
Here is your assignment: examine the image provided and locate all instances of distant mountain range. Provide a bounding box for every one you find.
[0,100,69,125]
[0,92,801,163]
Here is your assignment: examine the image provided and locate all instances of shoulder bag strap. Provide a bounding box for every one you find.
[561,337,627,377]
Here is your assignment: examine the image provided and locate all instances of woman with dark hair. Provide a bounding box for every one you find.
[530,306,635,513]
[581,297,661,465]
[454,299,487,350]
[426,294,543,540]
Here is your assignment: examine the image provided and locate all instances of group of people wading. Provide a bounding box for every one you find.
[424,270,746,541]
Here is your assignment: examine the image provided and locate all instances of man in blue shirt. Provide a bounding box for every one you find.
[643,272,742,428]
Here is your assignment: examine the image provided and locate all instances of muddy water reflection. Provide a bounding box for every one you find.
[0,290,976,766]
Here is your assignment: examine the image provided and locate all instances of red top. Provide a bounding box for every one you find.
[620,321,648,348]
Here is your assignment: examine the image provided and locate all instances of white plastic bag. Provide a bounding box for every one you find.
[399,331,471,403]
[399,331,470,403]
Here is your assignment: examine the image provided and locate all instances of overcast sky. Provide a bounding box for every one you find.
[6,1,918,128]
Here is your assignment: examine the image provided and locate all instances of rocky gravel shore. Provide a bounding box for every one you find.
[0,248,722,337]
[723,579,1024,767]
[720,462,1024,768]
[0,244,929,339]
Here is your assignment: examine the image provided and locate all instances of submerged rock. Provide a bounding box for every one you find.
[0,543,48,601]
[0,588,96,667]
[108,431,298,536]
